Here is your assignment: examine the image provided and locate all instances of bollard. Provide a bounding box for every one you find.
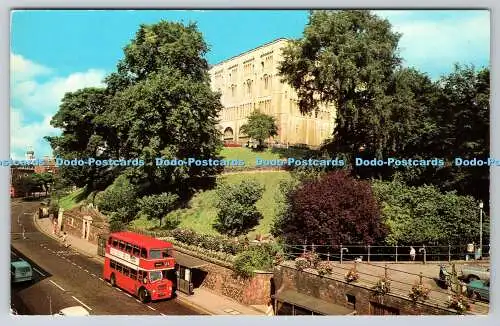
[395,244,398,263]
[367,245,371,262]
[448,244,451,263]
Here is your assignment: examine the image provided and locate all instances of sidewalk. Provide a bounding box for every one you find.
[33,215,265,315]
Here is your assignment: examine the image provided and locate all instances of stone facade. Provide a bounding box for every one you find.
[60,206,109,245]
[274,263,456,315]
[196,256,273,305]
[209,38,335,148]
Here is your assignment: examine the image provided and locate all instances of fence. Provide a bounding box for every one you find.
[283,244,491,264]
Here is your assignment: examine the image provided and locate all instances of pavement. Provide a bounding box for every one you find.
[33,213,265,315]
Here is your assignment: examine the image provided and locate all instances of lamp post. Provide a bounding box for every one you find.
[479,201,484,259]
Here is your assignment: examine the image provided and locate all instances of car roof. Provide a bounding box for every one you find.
[59,306,90,315]
[11,260,31,268]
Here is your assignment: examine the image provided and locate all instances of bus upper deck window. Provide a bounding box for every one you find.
[140,248,147,258]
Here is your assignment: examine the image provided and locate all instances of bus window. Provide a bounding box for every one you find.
[123,266,130,277]
[108,237,112,245]
[112,239,118,247]
[149,271,162,283]
[132,246,140,256]
[125,244,132,253]
[118,241,125,250]
[116,264,123,273]
[110,261,116,269]
[150,249,171,259]
[130,269,137,280]
[140,248,147,258]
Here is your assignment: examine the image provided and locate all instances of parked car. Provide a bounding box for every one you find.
[467,279,489,302]
[10,260,33,283]
[461,264,490,282]
[55,306,90,316]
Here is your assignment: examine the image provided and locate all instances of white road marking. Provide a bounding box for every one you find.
[32,267,46,277]
[77,266,83,269]
[98,277,104,281]
[135,299,141,303]
[125,293,132,298]
[160,313,166,316]
[106,282,112,287]
[72,262,77,266]
[71,296,93,311]
[49,280,66,292]
[91,273,97,277]
[147,306,156,311]
[84,269,89,273]
[115,288,122,292]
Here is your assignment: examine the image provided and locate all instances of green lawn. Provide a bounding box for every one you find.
[219,147,282,167]
[130,171,292,237]
[58,188,86,210]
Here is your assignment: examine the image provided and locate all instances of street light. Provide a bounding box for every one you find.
[479,201,484,259]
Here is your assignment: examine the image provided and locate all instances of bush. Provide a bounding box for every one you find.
[137,192,179,228]
[274,170,387,248]
[214,179,264,236]
[294,257,309,270]
[96,175,139,221]
[233,245,276,278]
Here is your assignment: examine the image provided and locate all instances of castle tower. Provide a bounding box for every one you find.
[26,146,35,160]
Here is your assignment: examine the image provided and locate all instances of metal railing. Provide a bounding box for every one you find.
[283,244,490,263]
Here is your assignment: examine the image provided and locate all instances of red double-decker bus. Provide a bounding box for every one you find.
[103,232,176,303]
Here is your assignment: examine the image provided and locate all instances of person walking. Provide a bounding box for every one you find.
[61,232,69,248]
[410,246,416,261]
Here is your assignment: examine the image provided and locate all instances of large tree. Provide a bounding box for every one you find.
[273,170,387,247]
[103,21,223,195]
[47,21,223,200]
[45,87,116,192]
[279,10,401,159]
[239,111,278,148]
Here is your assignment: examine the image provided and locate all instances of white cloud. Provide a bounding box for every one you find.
[16,68,106,114]
[10,53,107,158]
[377,12,490,79]
[11,53,52,82]
[10,108,59,160]
[394,14,489,65]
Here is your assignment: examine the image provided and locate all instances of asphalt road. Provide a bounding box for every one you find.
[10,199,204,315]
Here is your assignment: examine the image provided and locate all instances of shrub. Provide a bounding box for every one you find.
[274,171,387,248]
[301,251,320,269]
[317,261,334,276]
[96,175,139,221]
[408,283,431,302]
[137,192,179,228]
[214,180,264,236]
[295,257,309,270]
[233,245,275,278]
[345,267,359,282]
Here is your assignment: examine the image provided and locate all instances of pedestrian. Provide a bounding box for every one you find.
[62,232,68,247]
[410,246,416,261]
[265,300,274,316]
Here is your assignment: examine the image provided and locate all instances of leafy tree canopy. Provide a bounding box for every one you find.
[273,170,387,247]
[239,111,278,148]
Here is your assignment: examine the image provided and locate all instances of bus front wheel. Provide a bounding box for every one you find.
[110,273,116,287]
[138,287,149,303]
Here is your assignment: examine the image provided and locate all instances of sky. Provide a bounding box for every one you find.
[10,10,490,159]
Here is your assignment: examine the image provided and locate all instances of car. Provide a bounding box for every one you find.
[461,264,490,282]
[467,279,489,302]
[55,306,90,316]
[10,260,33,283]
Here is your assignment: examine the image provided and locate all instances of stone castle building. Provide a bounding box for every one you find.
[209,38,336,148]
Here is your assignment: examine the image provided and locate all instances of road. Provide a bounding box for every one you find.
[10,199,204,315]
